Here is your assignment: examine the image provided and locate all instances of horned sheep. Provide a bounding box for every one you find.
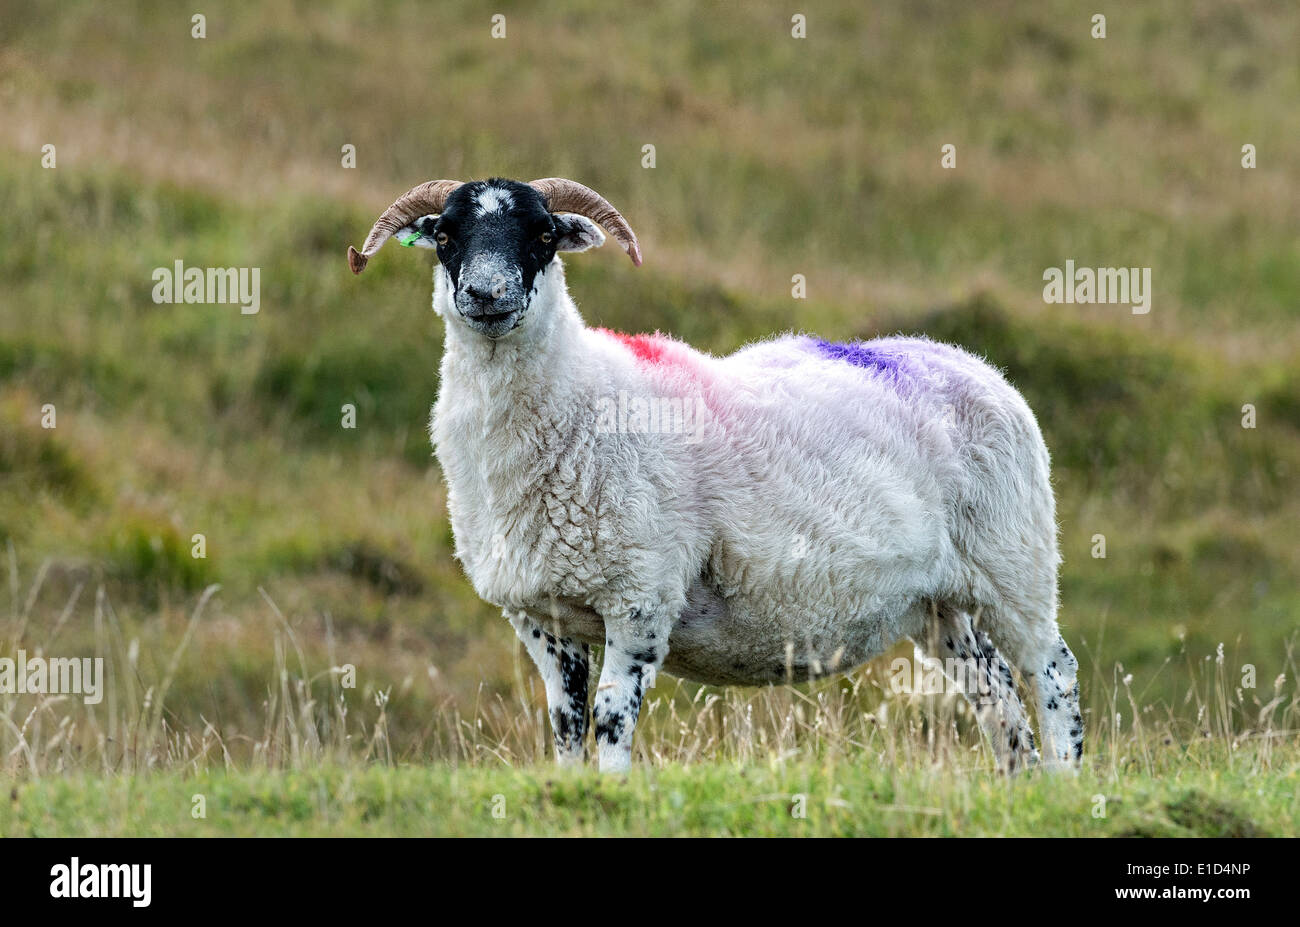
[348,177,1083,773]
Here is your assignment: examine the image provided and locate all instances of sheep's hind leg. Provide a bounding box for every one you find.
[922,605,1039,774]
[509,613,590,766]
[1032,634,1083,769]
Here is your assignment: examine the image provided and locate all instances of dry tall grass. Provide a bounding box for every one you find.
[5,554,1295,781]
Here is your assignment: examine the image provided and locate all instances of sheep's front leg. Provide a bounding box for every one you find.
[593,617,667,773]
[509,613,590,765]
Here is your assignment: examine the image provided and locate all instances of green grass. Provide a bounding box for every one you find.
[5,745,1296,837]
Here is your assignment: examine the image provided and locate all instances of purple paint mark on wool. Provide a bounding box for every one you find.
[812,339,910,379]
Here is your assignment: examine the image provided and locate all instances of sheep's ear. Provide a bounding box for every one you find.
[552,214,606,253]
[393,214,440,250]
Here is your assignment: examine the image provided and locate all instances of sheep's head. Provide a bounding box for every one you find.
[349,177,641,338]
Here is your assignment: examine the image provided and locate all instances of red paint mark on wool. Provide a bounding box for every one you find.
[597,328,670,365]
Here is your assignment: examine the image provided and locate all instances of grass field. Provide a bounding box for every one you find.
[6,747,1297,837]
[1,0,1298,836]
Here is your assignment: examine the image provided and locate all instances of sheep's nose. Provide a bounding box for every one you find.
[464,283,495,303]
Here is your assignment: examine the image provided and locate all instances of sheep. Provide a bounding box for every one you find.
[348,176,1083,773]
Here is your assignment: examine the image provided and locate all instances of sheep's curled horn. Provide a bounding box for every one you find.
[346,179,461,275]
[528,178,643,267]
[347,177,642,274]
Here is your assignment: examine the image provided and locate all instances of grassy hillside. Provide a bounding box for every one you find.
[1,0,1297,819]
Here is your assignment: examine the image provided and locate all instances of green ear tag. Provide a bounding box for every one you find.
[397,231,422,247]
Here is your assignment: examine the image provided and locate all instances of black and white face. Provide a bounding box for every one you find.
[403,179,605,338]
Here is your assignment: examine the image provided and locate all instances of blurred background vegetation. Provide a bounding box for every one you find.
[0,0,1297,766]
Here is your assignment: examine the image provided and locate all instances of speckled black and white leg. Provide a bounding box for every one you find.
[509,613,590,765]
[1033,635,1083,769]
[924,606,1039,774]
[593,619,665,773]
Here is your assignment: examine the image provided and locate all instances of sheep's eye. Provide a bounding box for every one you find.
[435,231,450,247]
[539,231,553,244]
